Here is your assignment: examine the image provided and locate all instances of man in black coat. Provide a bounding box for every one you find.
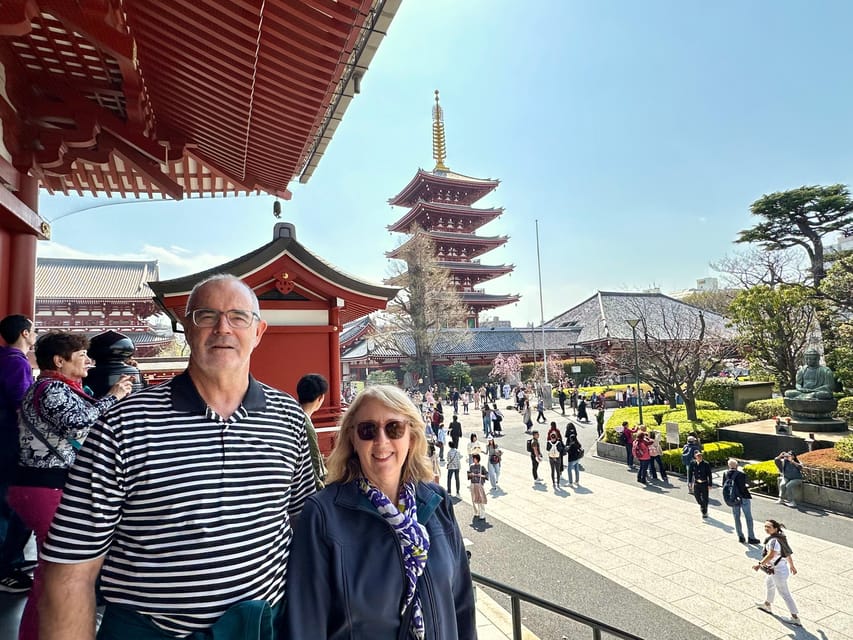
[687,451,714,518]
[448,414,463,449]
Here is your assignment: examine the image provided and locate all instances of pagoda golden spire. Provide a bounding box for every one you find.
[432,89,449,173]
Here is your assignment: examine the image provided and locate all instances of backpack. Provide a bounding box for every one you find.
[722,470,742,507]
[618,430,628,445]
[526,439,533,453]
[681,444,696,467]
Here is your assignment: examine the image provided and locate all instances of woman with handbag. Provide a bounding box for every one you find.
[485,436,502,490]
[8,331,132,640]
[753,519,801,627]
[468,453,488,520]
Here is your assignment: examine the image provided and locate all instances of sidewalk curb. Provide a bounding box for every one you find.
[477,588,540,640]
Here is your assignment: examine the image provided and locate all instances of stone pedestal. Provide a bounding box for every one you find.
[783,397,848,432]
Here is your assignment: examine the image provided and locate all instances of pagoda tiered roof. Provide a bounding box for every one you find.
[386,230,509,261]
[460,291,520,311]
[387,200,503,233]
[388,169,499,208]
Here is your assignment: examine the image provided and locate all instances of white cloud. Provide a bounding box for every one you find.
[37,241,230,280]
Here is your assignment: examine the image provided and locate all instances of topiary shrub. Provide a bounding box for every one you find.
[697,378,739,409]
[660,409,754,428]
[836,397,853,423]
[662,441,744,473]
[744,398,790,420]
[836,434,853,463]
[744,459,780,493]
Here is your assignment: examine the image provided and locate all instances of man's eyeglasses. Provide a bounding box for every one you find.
[187,309,260,329]
[355,420,409,441]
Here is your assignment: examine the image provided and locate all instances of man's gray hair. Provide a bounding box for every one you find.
[727,458,739,469]
[185,274,260,316]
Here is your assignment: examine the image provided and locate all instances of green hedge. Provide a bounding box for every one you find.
[837,397,853,423]
[836,434,853,463]
[696,378,739,409]
[744,398,790,420]
[661,409,754,428]
[661,441,744,473]
[744,460,780,493]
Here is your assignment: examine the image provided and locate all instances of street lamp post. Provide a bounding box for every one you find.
[625,319,644,426]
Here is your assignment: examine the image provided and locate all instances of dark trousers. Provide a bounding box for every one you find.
[0,484,31,575]
[548,458,562,486]
[436,442,444,461]
[625,444,634,467]
[649,455,667,480]
[637,459,650,483]
[536,410,546,423]
[447,468,460,494]
[693,482,709,514]
[558,399,565,415]
[450,436,460,450]
[531,457,540,480]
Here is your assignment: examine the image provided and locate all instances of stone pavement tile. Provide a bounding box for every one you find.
[741,607,812,638]
[678,556,748,586]
[671,595,784,640]
[814,543,853,564]
[820,611,853,638]
[788,593,840,622]
[698,623,739,640]
[638,572,699,605]
[573,531,625,551]
[795,582,853,608]
[624,553,686,579]
[568,542,625,572]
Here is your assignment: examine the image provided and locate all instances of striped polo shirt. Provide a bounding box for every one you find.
[42,371,315,637]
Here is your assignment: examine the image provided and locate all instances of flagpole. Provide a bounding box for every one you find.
[535,219,547,385]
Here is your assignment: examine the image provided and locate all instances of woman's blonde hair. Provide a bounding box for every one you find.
[325,385,432,486]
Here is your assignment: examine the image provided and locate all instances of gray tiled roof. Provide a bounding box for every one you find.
[342,327,580,360]
[339,317,372,345]
[543,291,730,342]
[36,258,159,299]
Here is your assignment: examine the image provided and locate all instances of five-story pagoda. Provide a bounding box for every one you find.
[386,91,519,328]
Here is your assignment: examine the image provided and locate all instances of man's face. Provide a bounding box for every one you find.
[24,322,36,350]
[184,280,267,375]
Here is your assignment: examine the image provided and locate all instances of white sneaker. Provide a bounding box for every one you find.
[775,498,784,504]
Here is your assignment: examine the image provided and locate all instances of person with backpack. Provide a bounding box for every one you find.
[490,403,504,436]
[754,519,801,627]
[647,430,668,483]
[632,430,652,485]
[681,435,701,473]
[724,459,759,544]
[526,431,543,484]
[545,432,564,489]
[448,414,463,450]
[620,421,637,470]
[566,433,583,486]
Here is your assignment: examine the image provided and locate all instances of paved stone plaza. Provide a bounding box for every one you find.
[452,404,853,639]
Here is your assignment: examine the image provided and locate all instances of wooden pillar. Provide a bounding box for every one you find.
[0,175,38,318]
[329,306,342,415]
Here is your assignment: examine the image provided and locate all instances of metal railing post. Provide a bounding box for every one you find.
[511,595,522,640]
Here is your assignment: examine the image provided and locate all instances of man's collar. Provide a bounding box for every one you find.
[171,370,266,414]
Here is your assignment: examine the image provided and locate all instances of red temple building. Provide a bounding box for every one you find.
[34,257,170,356]
[386,91,519,328]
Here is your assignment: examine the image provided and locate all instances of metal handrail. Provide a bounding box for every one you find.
[471,572,644,640]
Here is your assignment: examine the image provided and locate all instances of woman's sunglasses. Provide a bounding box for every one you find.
[355,420,410,441]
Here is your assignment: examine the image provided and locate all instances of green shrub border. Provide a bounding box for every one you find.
[661,441,744,474]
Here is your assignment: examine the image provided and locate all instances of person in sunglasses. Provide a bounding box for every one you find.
[284,385,476,640]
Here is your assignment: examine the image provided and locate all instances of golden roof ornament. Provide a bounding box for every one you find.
[432,90,449,173]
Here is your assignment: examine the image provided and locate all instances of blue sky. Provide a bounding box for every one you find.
[39,0,853,327]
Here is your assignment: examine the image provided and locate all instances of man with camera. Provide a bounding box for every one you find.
[774,451,803,507]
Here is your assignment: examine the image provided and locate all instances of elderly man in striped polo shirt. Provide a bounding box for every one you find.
[39,274,315,639]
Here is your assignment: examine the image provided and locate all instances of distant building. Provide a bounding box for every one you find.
[35,257,171,356]
[669,277,721,300]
